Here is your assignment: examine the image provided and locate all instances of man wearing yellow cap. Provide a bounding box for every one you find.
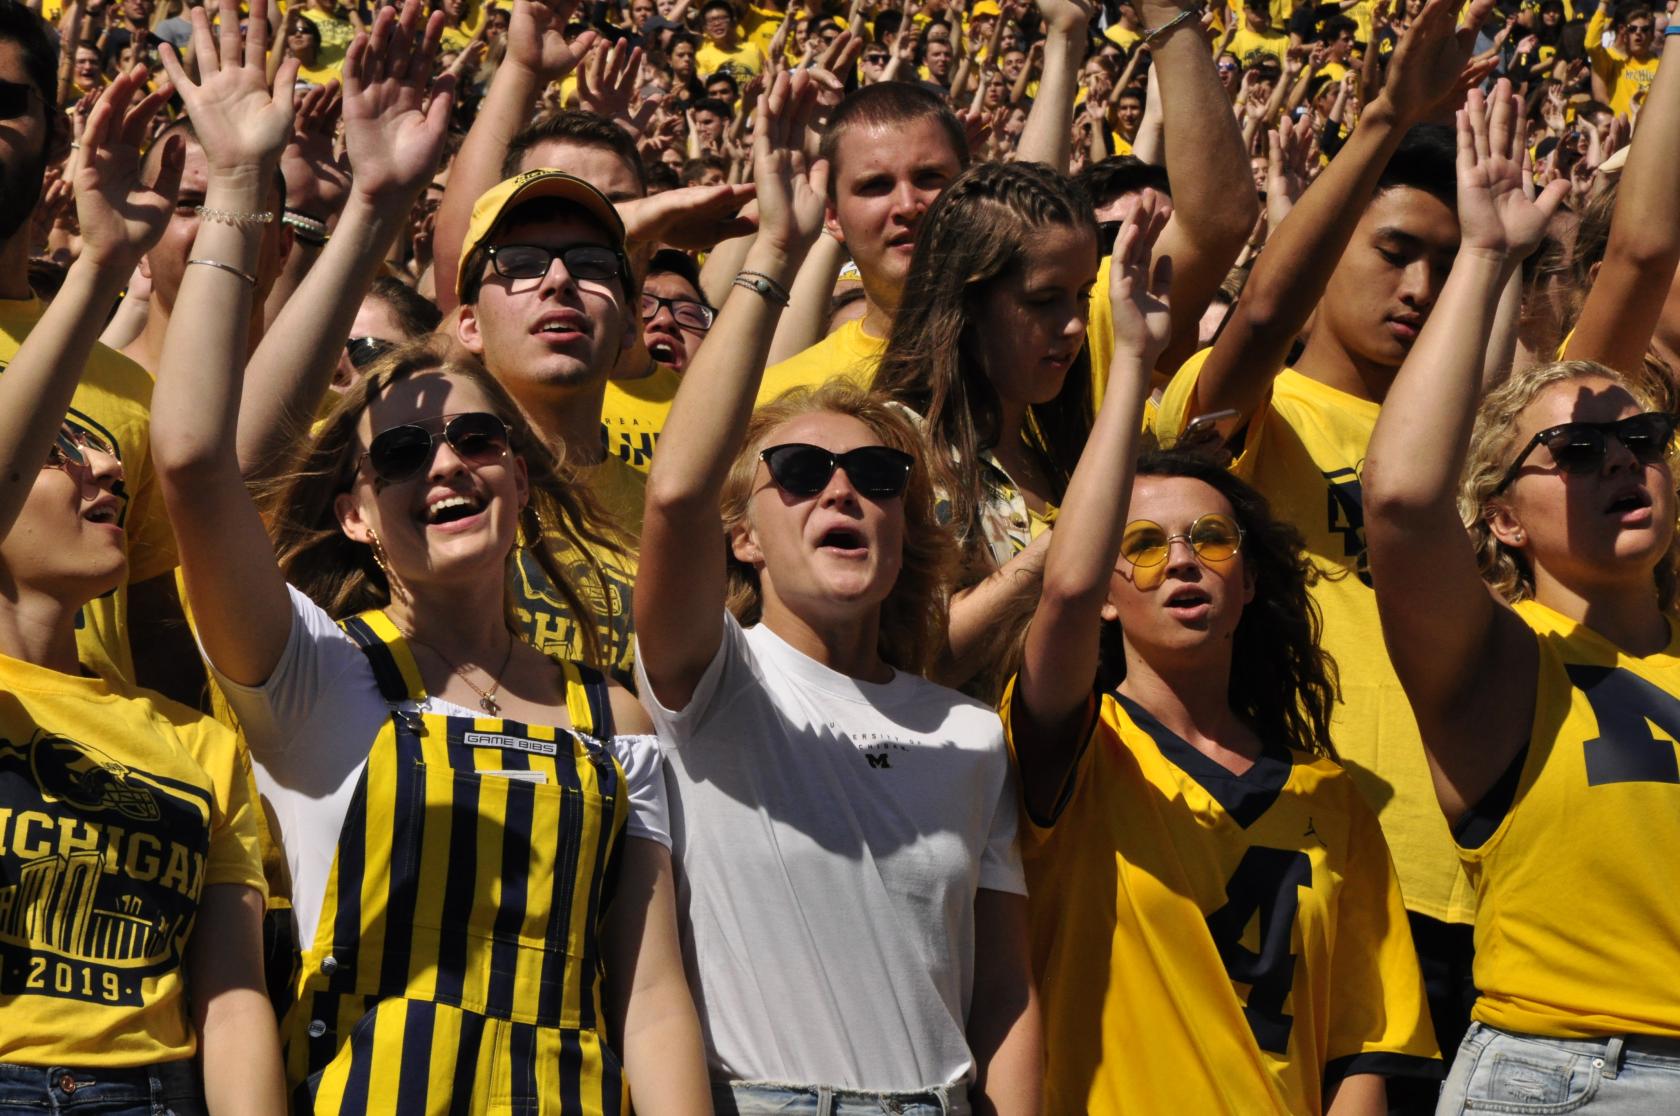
[455,169,647,681]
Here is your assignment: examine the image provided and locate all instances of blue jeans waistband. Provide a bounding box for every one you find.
[714,1078,970,1115]
[0,1060,202,1112]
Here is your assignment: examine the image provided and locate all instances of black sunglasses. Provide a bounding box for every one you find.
[361,412,511,484]
[0,78,37,122]
[759,443,914,500]
[346,336,395,369]
[641,292,715,331]
[1495,412,1679,493]
[486,243,625,285]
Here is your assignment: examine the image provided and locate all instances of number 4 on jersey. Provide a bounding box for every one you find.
[1205,846,1313,1053]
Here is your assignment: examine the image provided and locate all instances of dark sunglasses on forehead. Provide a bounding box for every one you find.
[640,292,715,331]
[361,412,511,484]
[485,243,626,285]
[759,443,915,500]
[0,78,38,121]
[1494,412,1679,494]
[346,336,395,369]
[45,424,117,470]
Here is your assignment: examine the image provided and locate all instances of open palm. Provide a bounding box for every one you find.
[158,0,295,178]
[1107,189,1173,368]
[1456,81,1569,258]
[74,67,183,268]
[508,0,598,81]
[342,0,457,202]
[752,70,829,256]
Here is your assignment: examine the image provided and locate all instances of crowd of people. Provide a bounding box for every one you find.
[0,0,1675,1106]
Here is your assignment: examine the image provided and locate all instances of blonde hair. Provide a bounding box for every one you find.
[1460,358,1679,609]
[720,382,957,677]
[261,337,615,664]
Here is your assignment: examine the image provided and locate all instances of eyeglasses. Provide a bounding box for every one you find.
[640,292,715,331]
[1494,412,1679,493]
[1627,21,1653,32]
[346,336,395,369]
[759,442,914,500]
[361,412,511,484]
[46,424,116,471]
[1120,513,1245,568]
[864,52,890,63]
[1216,61,1240,72]
[0,78,38,121]
[485,243,624,285]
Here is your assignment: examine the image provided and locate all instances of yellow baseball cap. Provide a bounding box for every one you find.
[972,0,1002,16]
[456,169,631,302]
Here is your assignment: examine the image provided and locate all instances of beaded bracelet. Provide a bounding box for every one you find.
[196,206,275,228]
[732,270,792,307]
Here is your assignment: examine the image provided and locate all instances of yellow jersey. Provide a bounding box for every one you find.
[1458,599,1680,1039]
[1003,683,1438,1114]
[0,652,265,1067]
[1591,51,1659,116]
[0,298,177,687]
[755,317,887,406]
[1155,350,1477,924]
[696,37,765,78]
[1229,25,1291,66]
[1103,22,1141,50]
[601,362,681,475]
[299,7,355,71]
[510,454,642,681]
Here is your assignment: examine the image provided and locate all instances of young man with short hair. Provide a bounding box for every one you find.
[1152,0,1500,1078]
[696,0,764,76]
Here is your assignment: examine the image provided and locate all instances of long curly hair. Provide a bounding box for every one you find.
[1097,448,1342,759]
[872,160,1097,575]
[719,381,957,677]
[1460,358,1680,611]
[261,336,615,664]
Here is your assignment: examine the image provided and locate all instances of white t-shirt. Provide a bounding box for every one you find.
[212,586,669,949]
[635,613,1026,1092]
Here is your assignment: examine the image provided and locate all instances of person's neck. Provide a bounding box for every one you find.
[1532,567,1671,657]
[1294,331,1396,403]
[995,393,1028,452]
[859,282,900,340]
[0,587,87,676]
[0,236,35,301]
[381,575,515,668]
[1117,641,1260,767]
[123,302,172,375]
[759,593,892,683]
[522,380,609,466]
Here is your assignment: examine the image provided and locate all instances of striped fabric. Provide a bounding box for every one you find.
[282,610,628,1114]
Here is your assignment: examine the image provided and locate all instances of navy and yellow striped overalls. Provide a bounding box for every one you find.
[284,609,630,1114]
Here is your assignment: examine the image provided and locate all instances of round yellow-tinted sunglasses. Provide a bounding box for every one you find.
[1120,513,1245,568]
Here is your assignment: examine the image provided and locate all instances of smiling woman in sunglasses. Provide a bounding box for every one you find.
[146,5,709,1113]
[636,71,1040,1115]
[1363,87,1680,1110]
[1005,200,1436,1116]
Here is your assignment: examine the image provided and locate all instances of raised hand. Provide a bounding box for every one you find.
[1265,113,1316,223]
[506,0,598,82]
[73,65,183,269]
[341,0,457,203]
[158,0,296,182]
[1379,0,1497,126]
[752,69,828,255]
[577,38,642,126]
[280,80,351,219]
[1455,79,1569,258]
[1034,0,1093,34]
[1107,187,1173,367]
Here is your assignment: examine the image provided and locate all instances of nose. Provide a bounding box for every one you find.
[81,444,126,491]
[1400,258,1440,310]
[1603,431,1642,474]
[427,435,470,481]
[647,301,678,331]
[1161,536,1203,578]
[819,465,863,509]
[538,253,580,297]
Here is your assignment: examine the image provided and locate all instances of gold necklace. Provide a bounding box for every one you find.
[397,626,516,716]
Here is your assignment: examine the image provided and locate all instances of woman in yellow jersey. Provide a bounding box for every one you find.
[637,71,1039,1115]
[1365,79,1680,1113]
[145,3,711,1112]
[0,66,281,1114]
[873,160,1100,693]
[1007,196,1440,1115]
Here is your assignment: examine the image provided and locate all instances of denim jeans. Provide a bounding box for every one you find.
[713,1079,971,1115]
[0,1060,204,1114]
[1438,1022,1680,1114]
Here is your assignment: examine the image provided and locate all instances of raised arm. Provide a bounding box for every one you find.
[1562,26,1680,371]
[1363,81,1565,824]
[0,69,178,540]
[151,0,301,689]
[1013,197,1171,819]
[1141,0,1261,376]
[1187,0,1494,437]
[1014,0,1091,170]
[636,71,827,711]
[434,0,597,314]
[238,0,455,478]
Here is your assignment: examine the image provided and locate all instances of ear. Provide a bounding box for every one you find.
[457,303,486,356]
[824,202,845,244]
[137,252,153,282]
[335,489,374,545]
[1587,259,1602,285]
[728,516,764,567]
[1485,500,1527,551]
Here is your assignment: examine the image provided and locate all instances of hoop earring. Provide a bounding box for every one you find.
[368,529,408,603]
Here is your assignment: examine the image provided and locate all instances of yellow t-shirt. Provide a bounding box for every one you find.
[1592,51,1659,116]
[602,362,682,475]
[1460,599,1680,1039]
[510,454,643,681]
[299,7,354,71]
[1004,683,1439,1114]
[1232,0,1295,32]
[0,298,177,687]
[294,56,342,85]
[755,317,887,406]
[0,652,265,1067]
[1103,22,1141,50]
[1154,351,1478,924]
[696,36,765,78]
[1229,25,1290,66]
[742,4,785,54]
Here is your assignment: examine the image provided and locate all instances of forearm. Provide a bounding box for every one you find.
[192,886,285,1116]
[766,232,846,364]
[1325,1073,1387,1116]
[935,537,1050,689]
[238,193,412,477]
[698,228,756,309]
[1016,21,1084,169]
[96,283,149,350]
[1481,260,1521,390]
[435,62,545,313]
[966,891,1042,1116]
